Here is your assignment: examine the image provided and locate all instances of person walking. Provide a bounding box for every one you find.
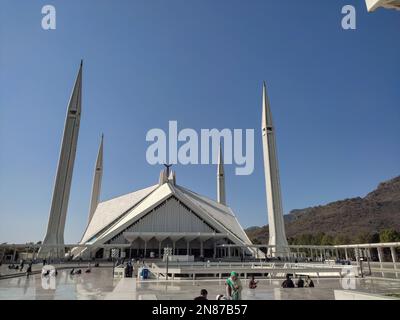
[226,271,242,300]
[26,263,32,277]
[20,260,25,272]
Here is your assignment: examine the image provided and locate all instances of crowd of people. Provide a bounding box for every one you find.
[193,272,315,300]
[281,274,314,288]
[6,260,33,277]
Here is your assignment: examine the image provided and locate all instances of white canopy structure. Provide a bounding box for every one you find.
[72,168,259,260]
[365,0,400,11]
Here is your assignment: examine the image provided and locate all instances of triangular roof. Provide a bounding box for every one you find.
[79,182,256,256]
[80,184,158,244]
[173,185,253,245]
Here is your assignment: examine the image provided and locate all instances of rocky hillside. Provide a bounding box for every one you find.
[246,175,400,244]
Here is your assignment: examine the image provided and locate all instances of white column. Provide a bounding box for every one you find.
[144,241,147,258]
[261,83,289,257]
[39,62,83,259]
[213,242,217,259]
[377,247,384,263]
[228,246,231,258]
[187,241,190,256]
[88,135,103,223]
[345,248,349,260]
[158,241,162,258]
[354,248,359,262]
[390,247,397,263]
[200,241,204,257]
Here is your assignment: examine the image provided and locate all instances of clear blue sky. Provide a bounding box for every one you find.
[0,0,399,243]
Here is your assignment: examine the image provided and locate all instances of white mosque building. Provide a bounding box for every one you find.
[39,62,289,260]
[74,165,257,260]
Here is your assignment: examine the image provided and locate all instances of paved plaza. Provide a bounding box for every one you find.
[1,268,400,300]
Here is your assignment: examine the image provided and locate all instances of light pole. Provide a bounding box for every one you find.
[166,246,169,281]
[111,248,118,278]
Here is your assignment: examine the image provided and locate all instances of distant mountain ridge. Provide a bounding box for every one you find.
[246,175,400,244]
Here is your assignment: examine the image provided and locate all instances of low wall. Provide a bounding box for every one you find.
[334,290,398,300]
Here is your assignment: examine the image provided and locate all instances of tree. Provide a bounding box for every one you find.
[312,233,326,245]
[321,234,334,246]
[334,234,350,245]
[354,232,373,244]
[379,229,400,243]
[370,233,380,244]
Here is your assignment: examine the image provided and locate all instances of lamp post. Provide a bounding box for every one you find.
[164,246,172,281]
[166,246,169,281]
[111,248,118,278]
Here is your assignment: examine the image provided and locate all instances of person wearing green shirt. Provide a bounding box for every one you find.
[225,271,242,300]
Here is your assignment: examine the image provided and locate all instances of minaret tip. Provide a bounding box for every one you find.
[217,143,226,205]
[88,134,104,223]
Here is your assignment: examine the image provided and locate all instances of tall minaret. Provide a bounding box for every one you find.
[261,82,290,258]
[217,144,226,205]
[88,134,103,223]
[39,62,83,258]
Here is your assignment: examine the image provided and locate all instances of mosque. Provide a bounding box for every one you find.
[38,62,289,260]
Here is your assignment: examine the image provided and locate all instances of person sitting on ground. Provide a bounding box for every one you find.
[194,289,208,300]
[226,271,242,300]
[281,274,295,288]
[249,275,258,289]
[297,276,304,288]
[216,294,228,300]
[305,276,314,288]
[75,269,82,275]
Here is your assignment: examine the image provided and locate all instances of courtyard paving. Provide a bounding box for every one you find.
[1,268,400,300]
